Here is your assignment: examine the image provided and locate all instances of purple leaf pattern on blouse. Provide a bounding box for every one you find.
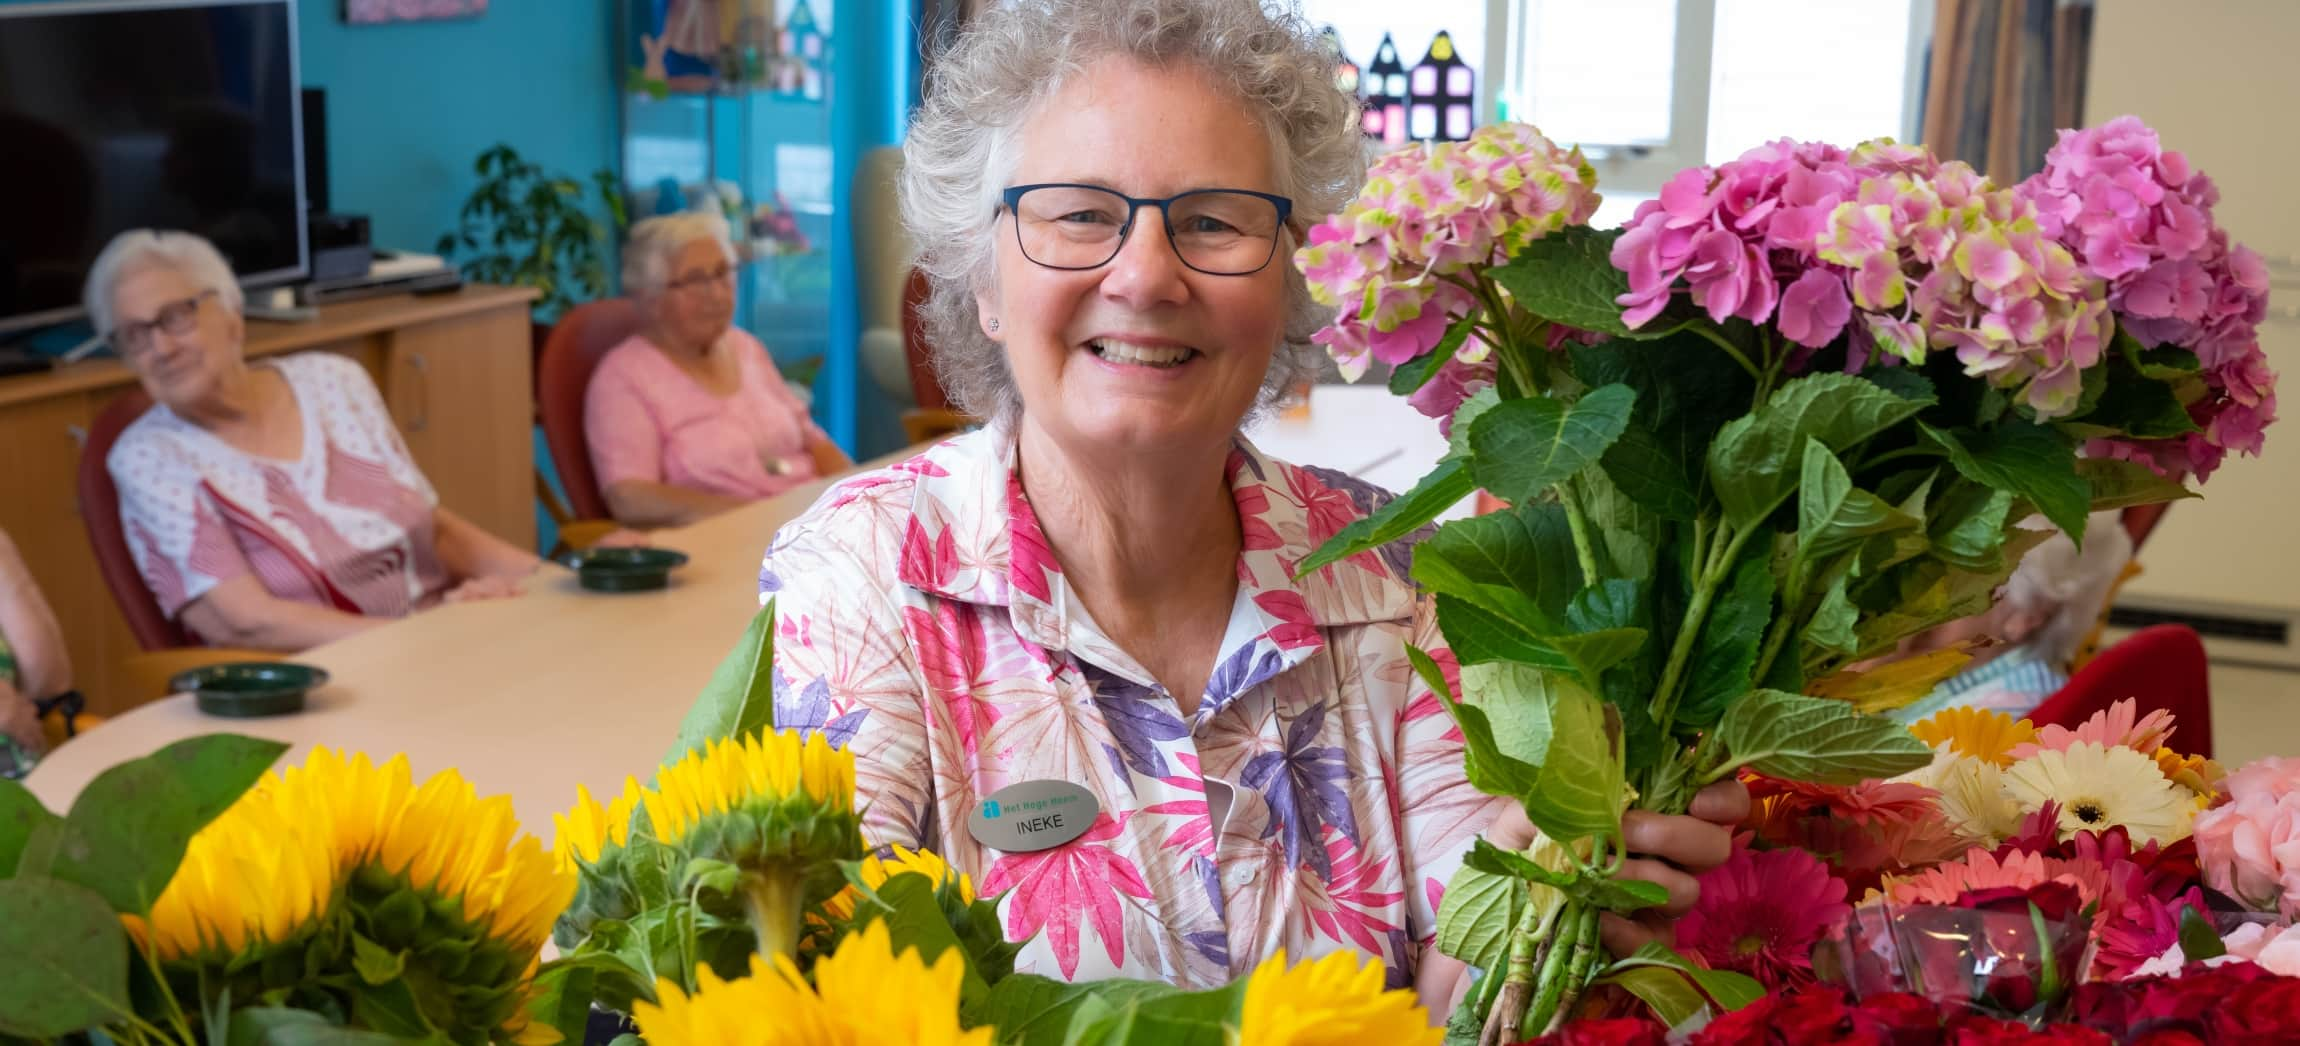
[1086,667,1190,782]
[772,667,867,749]
[1240,701,1358,879]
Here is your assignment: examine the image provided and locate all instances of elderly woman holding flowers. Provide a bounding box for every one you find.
[758,0,1745,1016]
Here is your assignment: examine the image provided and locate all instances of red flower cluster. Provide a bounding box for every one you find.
[1522,966,2300,1046]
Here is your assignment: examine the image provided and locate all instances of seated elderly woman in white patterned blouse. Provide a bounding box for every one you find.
[92,230,543,652]
[757,0,1749,1018]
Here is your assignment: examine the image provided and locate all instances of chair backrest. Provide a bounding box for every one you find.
[77,386,194,651]
[2025,623,2212,758]
[901,267,953,413]
[537,297,643,521]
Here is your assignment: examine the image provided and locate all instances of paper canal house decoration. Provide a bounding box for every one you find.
[1409,30,1475,142]
[1362,33,1408,145]
[775,0,826,100]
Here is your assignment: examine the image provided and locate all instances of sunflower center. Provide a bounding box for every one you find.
[1735,934,1768,956]
[2072,800,2108,825]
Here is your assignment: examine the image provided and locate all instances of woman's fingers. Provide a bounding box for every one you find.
[1621,810,1734,873]
[1688,778,1753,826]
[1598,912,1676,958]
[1616,858,1702,916]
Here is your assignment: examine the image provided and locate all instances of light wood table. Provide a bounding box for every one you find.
[22,453,910,839]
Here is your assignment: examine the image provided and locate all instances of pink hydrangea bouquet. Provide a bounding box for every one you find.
[1295,118,2273,1041]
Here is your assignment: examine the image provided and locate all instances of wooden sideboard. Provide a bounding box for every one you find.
[0,285,539,716]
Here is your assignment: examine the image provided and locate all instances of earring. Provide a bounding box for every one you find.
[988,318,1001,332]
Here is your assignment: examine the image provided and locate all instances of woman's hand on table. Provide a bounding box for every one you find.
[589,529,654,550]
[442,575,526,604]
[1483,778,1751,956]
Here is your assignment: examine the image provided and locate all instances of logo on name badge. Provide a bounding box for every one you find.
[966,780,1100,853]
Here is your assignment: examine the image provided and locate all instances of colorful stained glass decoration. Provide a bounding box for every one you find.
[1321,26,1361,98]
[1363,32,1408,145]
[1408,29,1474,142]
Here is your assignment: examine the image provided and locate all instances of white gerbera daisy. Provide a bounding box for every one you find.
[2003,741,2192,845]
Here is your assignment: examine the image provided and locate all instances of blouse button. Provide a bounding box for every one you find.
[1224,863,1259,888]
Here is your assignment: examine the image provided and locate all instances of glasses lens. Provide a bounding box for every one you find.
[1169,191,1283,275]
[157,296,203,336]
[1011,186,1131,269]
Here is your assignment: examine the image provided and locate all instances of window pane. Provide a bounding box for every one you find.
[1706,0,1913,162]
[1515,0,1677,148]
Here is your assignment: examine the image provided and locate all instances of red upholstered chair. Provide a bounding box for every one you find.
[79,386,189,652]
[2026,623,2212,758]
[898,266,975,444]
[537,297,643,523]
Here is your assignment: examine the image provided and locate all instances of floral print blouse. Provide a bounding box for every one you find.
[758,425,1507,989]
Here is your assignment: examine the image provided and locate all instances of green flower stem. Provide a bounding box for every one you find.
[1541,900,1605,1036]
[1685,325,1760,382]
[741,869,806,963]
[1521,901,1594,1036]
[1648,521,1760,736]
[1481,882,1562,1046]
[1558,478,1603,587]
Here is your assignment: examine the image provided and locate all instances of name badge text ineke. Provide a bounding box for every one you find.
[966,779,1101,853]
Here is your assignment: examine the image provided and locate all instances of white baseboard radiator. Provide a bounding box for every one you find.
[2106,595,2300,671]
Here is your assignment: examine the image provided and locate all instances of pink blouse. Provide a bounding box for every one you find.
[759,425,1509,989]
[584,330,829,503]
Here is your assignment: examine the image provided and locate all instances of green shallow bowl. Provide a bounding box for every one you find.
[173,662,330,718]
[561,546,691,593]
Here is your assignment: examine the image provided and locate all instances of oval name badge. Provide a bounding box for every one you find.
[967,779,1101,853]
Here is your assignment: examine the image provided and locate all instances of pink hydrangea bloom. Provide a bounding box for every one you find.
[1298,122,1601,376]
[1611,138,1859,334]
[1407,337,1497,433]
[2022,115,2278,480]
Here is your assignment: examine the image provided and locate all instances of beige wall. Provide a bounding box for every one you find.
[2087,0,2300,612]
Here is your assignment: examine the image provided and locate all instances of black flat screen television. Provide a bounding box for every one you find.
[0,0,305,335]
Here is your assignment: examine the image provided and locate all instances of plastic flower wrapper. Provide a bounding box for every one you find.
[1818,881,2093,1025]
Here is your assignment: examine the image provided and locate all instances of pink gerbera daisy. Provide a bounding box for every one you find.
[2009,698,2177,759]
[1676,841,1852,991]
[1885,846,2110,908]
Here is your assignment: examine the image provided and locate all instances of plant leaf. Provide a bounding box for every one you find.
[667,602,778,763]
[0,778,58,878]
[1709,374,1933,529]
[2177,907,2228,961]
[1712,688,1934,783]
[227,1007,405,1046]
[0,878,131,1038]
[1462,837,1578,892]
[1389,316,1475,395]
[1435,864,1530,972]
[1676,556,1775,731]
[1920,422,2090,542]
[1585,876,1672,914]
[1601,966,1713,1028]
[1297,459,1475,576]
[1797,438,1919,563]
[1804,574,1860,657]
[1412,504,1583,621]
[1487,225,1681,338]
[40,734,286,915]
[1468,384,1637,507]
[1926,482,2015,572]
[2078,458,2197,511]
[1805,647,1973,714]
[1448,386,1503,461]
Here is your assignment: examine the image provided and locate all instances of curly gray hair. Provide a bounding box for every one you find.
[899,0,1363,424]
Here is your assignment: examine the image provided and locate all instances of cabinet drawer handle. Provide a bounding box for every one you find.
[405,353,430,433]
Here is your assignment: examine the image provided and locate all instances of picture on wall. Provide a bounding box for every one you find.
[344,0,488,25]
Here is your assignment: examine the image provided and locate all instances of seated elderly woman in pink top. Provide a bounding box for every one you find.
[584,212,851,529]
[93,230,544,653]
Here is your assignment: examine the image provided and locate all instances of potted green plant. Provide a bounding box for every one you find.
[436,143,627,330]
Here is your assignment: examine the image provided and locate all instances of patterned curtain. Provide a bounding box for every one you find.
[1919,0,2094,184]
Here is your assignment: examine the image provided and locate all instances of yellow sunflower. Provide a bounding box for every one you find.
[643,731,862,959]
[634,921,991,1046]
[554,777,644,873]
[1911,707,2038,767]
[2003,742,2193,845]
[1239,950,1441,1046]
[139,749,574,1044]
[816,845,974,928]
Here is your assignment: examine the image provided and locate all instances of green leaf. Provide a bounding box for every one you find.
[1447,386,1503,461]
[525,957,628,1046]
[1712,689,1934,784]
[1797,439,1919,563]
[1805,574,1859,657]
[1576,464,1664,583]
[1388,317,1476,395]
[1439,683,1544,800]
[2114,325,2204,378]
[2178,907,2228,961]
[1462,837,1578,891]
[1412,504,1583,621]
[1926,482,2015,572]
[667,602,778,763]
[1709,374,1934,529]
[1467,384,1637,506]
[1519,679,1624,841]
[1297,459,1475,576]
[2078,372,2200,439]
[1435,864,1530,972]
[1573,331,1757,521]
[40,734,286,914]
[1599,425,1700,519]
[866,873,994,1006]
[1920,422,2090,542]
[0,778,57,878]
[0,878,131,1038]
[1488,226,1675,337]
[1459,663,1557,768]
[1585,876,1672,914]
[1677,557,1775,731]
[1601,966,1713,1028]
[350,933,406,986]
[2079,458,2197,511]
[968,975,1193,1046]
[227,1007,406,1046]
